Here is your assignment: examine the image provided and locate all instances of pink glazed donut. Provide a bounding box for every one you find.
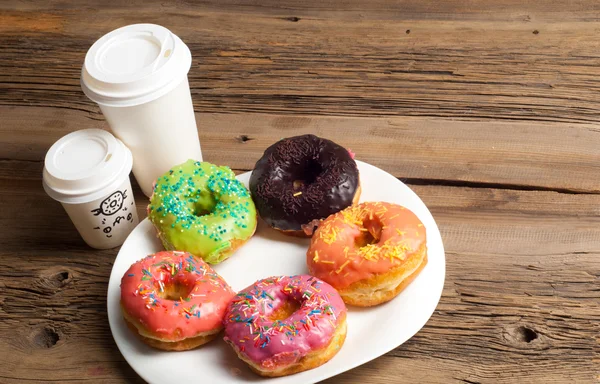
[223,275,347,377]
[120,251,234,351]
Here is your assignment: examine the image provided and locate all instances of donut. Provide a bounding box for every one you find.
[249,134,360,237]
[120,251,235,351]
[148,160,257,264]
[306,202,427,306]
[223,275,347,377]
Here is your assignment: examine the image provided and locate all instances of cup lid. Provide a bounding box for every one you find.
[81,23,192,107]
[43,129,133,204]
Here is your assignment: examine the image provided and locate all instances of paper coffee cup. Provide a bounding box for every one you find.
[81,24,203,197]
[43,129,139,249]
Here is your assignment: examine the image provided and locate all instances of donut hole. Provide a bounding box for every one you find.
[355,216,383,248]
[157,281,193,301]
[190,193,218,217]
[268,299,302,321]
[292,161,323,189]
[193,205,213,217]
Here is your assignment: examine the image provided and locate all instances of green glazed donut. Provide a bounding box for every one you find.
[148,160,257,264]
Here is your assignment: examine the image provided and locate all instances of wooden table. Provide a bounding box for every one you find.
[1,1,599,383]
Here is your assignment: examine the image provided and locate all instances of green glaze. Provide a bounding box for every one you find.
[148,160,257,264]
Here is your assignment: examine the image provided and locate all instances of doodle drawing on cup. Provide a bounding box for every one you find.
[92,190,136,238]
[92,190,127,216]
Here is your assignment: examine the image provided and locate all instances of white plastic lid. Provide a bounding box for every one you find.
[81,24,192,107]
[43,129,133,204]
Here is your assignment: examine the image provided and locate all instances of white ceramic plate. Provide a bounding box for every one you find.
[107,160,445,384]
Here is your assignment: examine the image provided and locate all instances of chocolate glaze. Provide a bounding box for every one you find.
[249,134,359,232]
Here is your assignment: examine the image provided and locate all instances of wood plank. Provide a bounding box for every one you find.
[2,107,599,194]
[1,1,599,383]
[2,3,600,125]
[0,159,598,383]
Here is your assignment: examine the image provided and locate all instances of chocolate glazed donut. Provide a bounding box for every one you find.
[249,134,360,237]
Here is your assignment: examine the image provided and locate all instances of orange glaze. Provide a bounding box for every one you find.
[121,251,234,341]
[306,202,426,289]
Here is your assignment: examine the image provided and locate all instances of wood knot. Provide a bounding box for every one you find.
[515,326,538,343]
[406,29,411,34]
[33,327,60,348]
[47,270,72,289]
[236,135,254,143]
[55,271,70,284]
[504,325,541,346]
[532,30,539,35]
[285,16,300,22]
[35,268,73,294]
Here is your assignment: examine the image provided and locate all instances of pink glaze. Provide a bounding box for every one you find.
[223,275,346,370]
[120,251,234,341]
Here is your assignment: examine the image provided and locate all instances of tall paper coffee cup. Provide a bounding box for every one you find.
[81,24,202,197]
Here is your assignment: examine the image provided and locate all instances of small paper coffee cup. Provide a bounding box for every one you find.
[43,129,139,249]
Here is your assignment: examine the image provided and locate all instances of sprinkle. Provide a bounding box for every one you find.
[336,260,350,274]
[396,229,406,236]
[320,260,335,264]
[313,251,319,262]
[293,191,302,197]
[323,226,339,245]
[418,223,423,227]
[127,273,134,277]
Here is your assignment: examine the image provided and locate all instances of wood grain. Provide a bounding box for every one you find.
[2,108,600,194]
[0,160,598,383]
[1,0,599,383]
[2,1,600,125]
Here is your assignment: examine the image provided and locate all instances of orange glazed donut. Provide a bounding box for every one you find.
[120,251,235,351]
[306,202,427,306]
